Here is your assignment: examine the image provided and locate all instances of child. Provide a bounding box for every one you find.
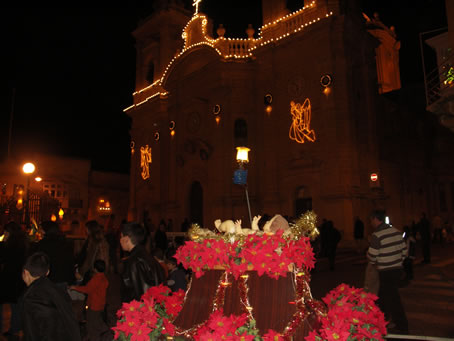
[70,259,109,341]
[165,257,187,292]
[22,252,81,341]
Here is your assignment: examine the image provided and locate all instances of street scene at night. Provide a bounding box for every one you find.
[1,0,454,340]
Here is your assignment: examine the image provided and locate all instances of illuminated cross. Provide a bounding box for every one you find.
[193,0,202,14]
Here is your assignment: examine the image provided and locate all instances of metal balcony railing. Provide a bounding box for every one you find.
[425,52,454,109]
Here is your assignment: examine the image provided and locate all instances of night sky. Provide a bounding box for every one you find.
[0,1,447,174]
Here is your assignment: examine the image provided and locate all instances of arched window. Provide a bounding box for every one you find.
[146,60,154,84]
[234,118,248,147]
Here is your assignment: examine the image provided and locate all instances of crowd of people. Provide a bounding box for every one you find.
[1,210,452,339]
[0,216,189,341]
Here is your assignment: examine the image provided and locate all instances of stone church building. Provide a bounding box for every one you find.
[125,0,454,241]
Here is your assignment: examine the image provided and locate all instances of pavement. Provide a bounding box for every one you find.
[310,241,454,340]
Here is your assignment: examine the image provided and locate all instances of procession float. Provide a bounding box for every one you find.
[114,212,387,340]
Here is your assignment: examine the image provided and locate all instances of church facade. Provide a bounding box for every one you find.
[125,0,454,240]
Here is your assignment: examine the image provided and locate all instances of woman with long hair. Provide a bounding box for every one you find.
[76,220,110,284]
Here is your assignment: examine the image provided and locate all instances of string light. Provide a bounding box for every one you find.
[125,5,334,112]
[289,98,316,144]
[140,145,152,180]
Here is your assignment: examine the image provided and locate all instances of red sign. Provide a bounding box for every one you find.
[370,173,378,182]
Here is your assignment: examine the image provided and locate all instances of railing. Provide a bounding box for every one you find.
[425,52,454,109]
[227,39,254,57]
[213,38,257,58]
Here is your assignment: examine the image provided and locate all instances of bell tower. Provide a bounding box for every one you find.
[132,0,191,91]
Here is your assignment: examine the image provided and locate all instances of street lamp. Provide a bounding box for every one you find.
[233,147,252,227]
[22,162,35,228]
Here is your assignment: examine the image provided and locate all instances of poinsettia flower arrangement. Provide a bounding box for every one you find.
[305,284,387,341]
[193,309,284,341]
[174,230,315,279]
[113,284,185,341]
[113,285,286,340]
[175,237,235,278]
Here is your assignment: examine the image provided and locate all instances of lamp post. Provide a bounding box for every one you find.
[233,147,252,227]
[22,162,35,228]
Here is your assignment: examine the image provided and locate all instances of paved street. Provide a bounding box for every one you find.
[310,241,454,339]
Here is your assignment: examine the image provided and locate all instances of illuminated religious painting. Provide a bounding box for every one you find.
[140,145,152,180]
[289,98,316,143]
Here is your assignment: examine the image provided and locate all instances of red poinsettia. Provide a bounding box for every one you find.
[263,329,284,340]
[192,309,265,340]
[305,283,387,341]
[113,284,185,341]
[175,231,315,279]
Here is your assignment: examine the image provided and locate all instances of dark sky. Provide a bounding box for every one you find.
[0,1,447,174]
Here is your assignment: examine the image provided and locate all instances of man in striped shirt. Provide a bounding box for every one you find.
[367,209,409,334]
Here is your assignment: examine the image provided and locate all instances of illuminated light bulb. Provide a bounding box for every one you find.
[51,214,57,222]
[170,130,175,137]
[265,105,272,114]
[58,208,64,220]
[323,87,331,95]
[215,116,221,125]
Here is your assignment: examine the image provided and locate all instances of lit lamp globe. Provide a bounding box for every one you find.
[22,162,35,175]
[236,147,250,164]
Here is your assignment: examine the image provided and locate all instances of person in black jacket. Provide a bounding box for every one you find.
[119,222,166,302]
[21,252,81,341]
[0,222,29,337]
[32,221,75,290]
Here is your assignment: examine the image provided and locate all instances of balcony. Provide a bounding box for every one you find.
[425,52,454,132]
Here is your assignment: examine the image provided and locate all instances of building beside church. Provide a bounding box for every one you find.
[0,154,129,231]
[126,0,454,241]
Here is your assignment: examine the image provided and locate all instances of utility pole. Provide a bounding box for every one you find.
[8,88,16,159]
